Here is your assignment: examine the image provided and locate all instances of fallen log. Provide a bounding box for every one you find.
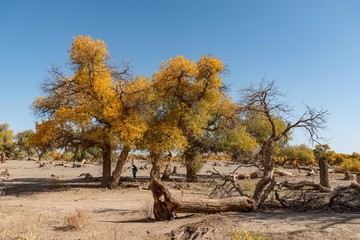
[306,169,316,176]
[250,170,263,179]
[150,180,254,220]
[279,180,331,192]
[236,173,250,180]
[274,169,293,177]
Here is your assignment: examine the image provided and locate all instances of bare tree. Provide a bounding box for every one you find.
[239,79,328,208]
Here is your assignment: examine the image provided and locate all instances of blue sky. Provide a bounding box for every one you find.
[1,0,359,153]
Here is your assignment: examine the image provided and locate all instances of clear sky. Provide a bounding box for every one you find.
[1,0,360,154]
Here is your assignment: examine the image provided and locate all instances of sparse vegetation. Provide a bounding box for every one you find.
[336,158,360,172]
[65,209,86,230]
[231,228,270,240]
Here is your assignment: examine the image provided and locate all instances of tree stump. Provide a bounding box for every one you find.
[344,170,354,180]
[161,163,172,180]
[0,152,5,163]
[250,170,263,179]
[319,157,330,188]
[150,180,254,221]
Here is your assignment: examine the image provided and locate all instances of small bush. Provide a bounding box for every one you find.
[231,228,270,240]
[241,180,257,193]
[184,155,206,174]
[66,209,86,230]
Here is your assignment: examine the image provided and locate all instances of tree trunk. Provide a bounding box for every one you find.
[150,180,254,220]
[110,146,131,189]
[0,152,5,163]
[150,152,162,181]
[319,157,330,188]
[184,149,198,182]
[252,141,275,207]
[161,163,171,180]
[101,142,112,188]
[71,145,80,161]
[357,174,360,184]
[172,166,177,174]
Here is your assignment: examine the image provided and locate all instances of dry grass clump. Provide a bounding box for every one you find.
[0,216,42,240]
[9,232,38,240]
[241,180,257,193]
[231,228,270,240]
[65,209,86,230]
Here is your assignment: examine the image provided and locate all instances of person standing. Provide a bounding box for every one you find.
[132,165,138,179]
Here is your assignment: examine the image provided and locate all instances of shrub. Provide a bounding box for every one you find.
[241,180,257,193]
[66,209,86,230]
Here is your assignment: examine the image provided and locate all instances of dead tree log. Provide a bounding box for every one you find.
[279,180,331,192]
[250,170,263,179]
[150,180,254,221]
[274,169,293,177]
[207,167,249,198]
[306,169,316,176]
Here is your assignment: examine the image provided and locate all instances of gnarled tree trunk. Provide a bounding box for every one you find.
[150,180,254,221]
[252,141,275,208]
[110,146,131,189]
[184,148,198,182]
[101,142,112,188]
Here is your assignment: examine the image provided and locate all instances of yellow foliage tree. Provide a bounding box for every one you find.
[32,35,150,188]
[205,96,257,161]
[142,56,226,181]
[0,123,14,163]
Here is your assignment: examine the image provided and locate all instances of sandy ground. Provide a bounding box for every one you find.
[0,159,359,240]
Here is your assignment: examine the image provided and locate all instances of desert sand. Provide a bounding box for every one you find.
[0,159,359,240]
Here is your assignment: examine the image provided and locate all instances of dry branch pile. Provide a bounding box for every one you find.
[327,183,360,212]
